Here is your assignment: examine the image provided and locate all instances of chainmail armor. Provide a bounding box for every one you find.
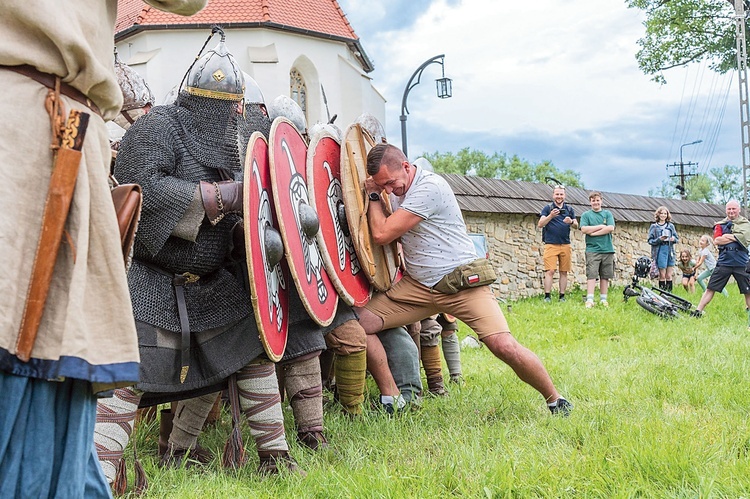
[238,104,272,160]
[114,96,250,332]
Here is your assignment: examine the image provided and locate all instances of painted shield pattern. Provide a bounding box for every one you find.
[340,123,401,292]
[243,132,290,361]
[307,129,371,307]
[269,118,338,326]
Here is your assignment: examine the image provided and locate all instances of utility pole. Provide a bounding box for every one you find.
[733,0,750,213]
[667,140,702,199]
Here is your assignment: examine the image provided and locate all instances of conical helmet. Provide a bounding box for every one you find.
[186,34,244,101]
[268,95,307,133]
[114,50,154,111]
[413,157,434,172]
[355,113,386,144]
[242,72,265,108]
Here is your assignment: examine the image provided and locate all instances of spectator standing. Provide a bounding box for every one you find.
[695,234,728,297]
[694,200,750,326]
[648,206,679,291]
[538,186,578,302]
[579,192,615,308]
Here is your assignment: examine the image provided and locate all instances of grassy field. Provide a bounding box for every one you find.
[125,285,750,498]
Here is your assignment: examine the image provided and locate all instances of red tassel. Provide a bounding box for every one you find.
[133,456,148,496]
[113,458,127,496]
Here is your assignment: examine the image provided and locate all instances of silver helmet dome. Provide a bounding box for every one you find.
[186,32,244,101]
[268,95,307,134]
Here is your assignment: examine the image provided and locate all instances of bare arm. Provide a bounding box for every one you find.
[715,234,737,245]
[366,194,423,245]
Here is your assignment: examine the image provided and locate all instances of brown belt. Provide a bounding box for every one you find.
[2,64,102,117]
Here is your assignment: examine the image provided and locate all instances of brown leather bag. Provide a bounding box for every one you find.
[111,182,142,268]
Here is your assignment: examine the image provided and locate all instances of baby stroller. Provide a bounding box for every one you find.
[623,256,695,318]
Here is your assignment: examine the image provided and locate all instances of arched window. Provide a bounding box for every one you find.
[290,68,307,121]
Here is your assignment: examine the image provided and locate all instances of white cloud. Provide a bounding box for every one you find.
[341,0,742,196]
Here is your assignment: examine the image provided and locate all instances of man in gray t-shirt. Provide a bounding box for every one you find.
[356,144,572,416]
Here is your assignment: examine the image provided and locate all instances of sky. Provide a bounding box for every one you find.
[336,0,742,196]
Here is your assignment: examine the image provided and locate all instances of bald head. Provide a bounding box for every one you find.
[367,143,407,176]
[726,200,741,220]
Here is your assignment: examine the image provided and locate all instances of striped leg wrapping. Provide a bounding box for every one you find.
[236,360,288,452]
[94,387,141,485]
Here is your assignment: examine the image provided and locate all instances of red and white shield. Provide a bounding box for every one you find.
[307,129,371,307]
[269,118,338,326]
[243,132,290,361]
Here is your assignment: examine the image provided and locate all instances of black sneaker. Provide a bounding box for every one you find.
[549,397,573,416]
[690,309,704,318]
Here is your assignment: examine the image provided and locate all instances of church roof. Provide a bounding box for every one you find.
[115,0,373,71]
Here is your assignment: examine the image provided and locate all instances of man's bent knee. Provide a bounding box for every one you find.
[354,307,384,334]
[325,320,367,355]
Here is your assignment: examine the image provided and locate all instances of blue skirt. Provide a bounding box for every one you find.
[0,373,111,498]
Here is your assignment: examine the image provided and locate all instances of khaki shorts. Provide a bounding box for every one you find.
[585,252,615,280]
[364,275,510,340]
[543,244,572,272]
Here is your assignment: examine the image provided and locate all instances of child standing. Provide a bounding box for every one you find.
[676,249,697,293]
[695,234,729,297]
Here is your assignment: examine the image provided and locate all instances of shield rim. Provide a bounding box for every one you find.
[243,131,289,362]
[269,117,338,326]
[307,128,372,307]
[339,123,400,292]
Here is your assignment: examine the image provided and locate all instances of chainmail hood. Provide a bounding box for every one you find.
[174,91,242,174]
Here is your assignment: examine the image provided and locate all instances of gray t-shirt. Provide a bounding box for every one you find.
[699,247,716,271]
[390,167,477,286]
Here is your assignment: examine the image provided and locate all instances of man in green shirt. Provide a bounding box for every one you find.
[579,191,615,308]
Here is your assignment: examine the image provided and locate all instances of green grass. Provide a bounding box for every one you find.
[124,285,750,498]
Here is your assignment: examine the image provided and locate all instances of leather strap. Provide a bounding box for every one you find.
[2,64,102,117]
[173,275,191,384]
[136,260,204,384]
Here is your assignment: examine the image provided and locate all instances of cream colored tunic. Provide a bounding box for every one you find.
[0,0,206,393]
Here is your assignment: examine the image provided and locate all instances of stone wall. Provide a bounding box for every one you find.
[464,212,710,300]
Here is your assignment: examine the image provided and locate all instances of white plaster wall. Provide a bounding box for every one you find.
[115,28,386,132]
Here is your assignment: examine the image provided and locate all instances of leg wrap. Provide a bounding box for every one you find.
[169,393,218,451]
[236,360,288,453]
[441,332,463,378]
[325,319,367,355]
[284,356,324,433]
[333,349,366,415]
[94,387,141,484]
[419,316,441,348]
[421,344,445,394]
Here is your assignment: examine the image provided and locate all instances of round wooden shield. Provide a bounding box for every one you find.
[307,130,371,307]
[340,123,400,292]
[269,118,338,326]
[243,132,290,362]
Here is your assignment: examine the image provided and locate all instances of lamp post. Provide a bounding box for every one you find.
[399,54,452,157]
[676,140,702,199]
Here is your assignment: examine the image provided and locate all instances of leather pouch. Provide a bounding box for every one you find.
[111,183,142,269]
[433,258,497,294]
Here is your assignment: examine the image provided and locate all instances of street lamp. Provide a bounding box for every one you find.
[399,54,452,157]
[677,139,702,199]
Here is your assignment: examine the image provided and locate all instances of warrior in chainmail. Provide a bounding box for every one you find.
[255,93,367,449]
[93,31,301,485]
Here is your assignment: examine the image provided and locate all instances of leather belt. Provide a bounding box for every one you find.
[2,64,102,117]
[137,260,204,384]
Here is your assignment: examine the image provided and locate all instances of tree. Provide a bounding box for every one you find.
[626,0,739,83]
[422,148,584,187]
[710,164,743,202]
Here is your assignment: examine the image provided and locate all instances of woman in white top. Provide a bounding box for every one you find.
[695,234,728,296]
